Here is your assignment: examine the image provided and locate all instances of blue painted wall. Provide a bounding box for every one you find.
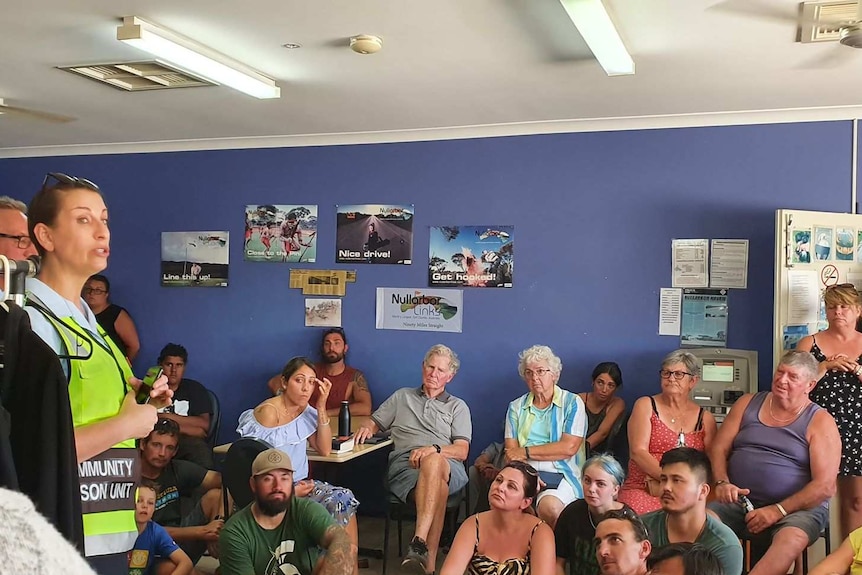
[0,121,854,456]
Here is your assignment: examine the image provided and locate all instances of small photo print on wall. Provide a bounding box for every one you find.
[813,226,832,261]
[429,226,514,287]
[305,298,342,327]
[161,231,229,287]
[792,228,811,264]
[244,204,317,263]
[837,227,855,261]
[335,204,413,265]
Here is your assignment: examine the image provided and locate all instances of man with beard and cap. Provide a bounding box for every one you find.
[268,328,372,417]
[218,448,356,575]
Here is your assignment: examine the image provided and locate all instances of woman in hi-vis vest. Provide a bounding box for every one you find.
[24,173,173,575]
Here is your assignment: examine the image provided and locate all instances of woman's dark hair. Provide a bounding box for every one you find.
[647,543,724,575]
[503,461,539,499]
[87,274,110,292]
[592,361,623,387]
[281,356,316,379]
[28,177,103,257]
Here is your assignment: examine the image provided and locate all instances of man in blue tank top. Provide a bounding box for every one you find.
[707,350,841,575]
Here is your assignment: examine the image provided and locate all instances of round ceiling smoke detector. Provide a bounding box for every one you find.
[350,35,383,54]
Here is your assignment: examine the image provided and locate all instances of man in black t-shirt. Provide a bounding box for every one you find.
[141,419,225,564]
[156,343,215,468]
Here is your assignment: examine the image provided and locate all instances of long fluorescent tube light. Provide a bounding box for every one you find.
[117,16,281,99]
[559,0,635,76]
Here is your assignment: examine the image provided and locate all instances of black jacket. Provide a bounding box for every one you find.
[0,302,82,550]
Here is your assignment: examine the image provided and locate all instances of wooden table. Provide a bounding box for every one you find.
[213,415,381,456]
[307,438,393,462]
[215,437,392,458]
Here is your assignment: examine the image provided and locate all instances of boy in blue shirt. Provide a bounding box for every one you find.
[129,481,194,575]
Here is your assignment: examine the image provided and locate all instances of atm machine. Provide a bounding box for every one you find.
[684,348,758,424]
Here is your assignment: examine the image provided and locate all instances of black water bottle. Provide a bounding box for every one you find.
[338,401,351,437]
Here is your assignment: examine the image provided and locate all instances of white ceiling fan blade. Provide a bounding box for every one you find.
[0,99,76,123]
[708,0,799,23]
[796,44,856,68]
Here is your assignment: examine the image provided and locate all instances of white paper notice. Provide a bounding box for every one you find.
[659,288,683,336]
[710,239,749,289]
[672,239,709,287]
[787,270,820,325]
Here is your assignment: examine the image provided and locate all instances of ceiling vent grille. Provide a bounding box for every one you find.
[59,61,216,91]
[800,1,859,43]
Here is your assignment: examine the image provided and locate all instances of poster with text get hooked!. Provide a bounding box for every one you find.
[429,226,514,287]
[161,231,229,287]
[335,204,413,265]
[244,204,318,262]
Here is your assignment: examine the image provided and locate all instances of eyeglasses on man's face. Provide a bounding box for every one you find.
[0,233,33,249]
[524,368,552,378]
[83,287,107,295]
[659,369,693,381]
[41,172,100,193]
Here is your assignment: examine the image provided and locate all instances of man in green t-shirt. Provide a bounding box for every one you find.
[218,449,355,575]
[640,447,743,575]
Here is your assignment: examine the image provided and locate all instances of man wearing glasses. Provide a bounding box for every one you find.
[0,196,38,282]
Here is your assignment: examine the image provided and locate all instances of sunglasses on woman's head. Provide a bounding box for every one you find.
[41,172,100,193]
[506,460,539,477]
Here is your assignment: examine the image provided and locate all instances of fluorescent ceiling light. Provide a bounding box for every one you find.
[117,16,281,99]
[560,0,635,76]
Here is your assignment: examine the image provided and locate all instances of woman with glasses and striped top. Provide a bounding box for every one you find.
[504,345,588,529]
[797,282,862,539]
[617,350,716,515]
[441,461,555,575]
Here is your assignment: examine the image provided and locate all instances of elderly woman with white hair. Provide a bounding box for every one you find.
[504,345,587,528]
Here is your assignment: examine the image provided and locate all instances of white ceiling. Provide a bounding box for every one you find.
[1,0,862,157]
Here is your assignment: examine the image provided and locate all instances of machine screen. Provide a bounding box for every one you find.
[702,360,734,383]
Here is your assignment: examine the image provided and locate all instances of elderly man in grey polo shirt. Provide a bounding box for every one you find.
[355,344,471,575]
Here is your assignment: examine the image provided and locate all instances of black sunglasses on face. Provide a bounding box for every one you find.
[41,172,100,192]
[0,233,33,249]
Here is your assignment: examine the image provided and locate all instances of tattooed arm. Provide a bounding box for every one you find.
[346,372,372,416]
[318,525,356,575]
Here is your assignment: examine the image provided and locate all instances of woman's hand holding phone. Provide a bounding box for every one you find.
[129,369,173,409]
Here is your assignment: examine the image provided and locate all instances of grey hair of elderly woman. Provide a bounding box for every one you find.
[778,349,819,382]
[424,344,460,374]
[661,350,701,378]
[518,345,563,379]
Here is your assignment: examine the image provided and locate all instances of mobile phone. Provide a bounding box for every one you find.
[136,367,164,404]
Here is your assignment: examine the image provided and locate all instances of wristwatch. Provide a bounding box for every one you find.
[433,444,441,453]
